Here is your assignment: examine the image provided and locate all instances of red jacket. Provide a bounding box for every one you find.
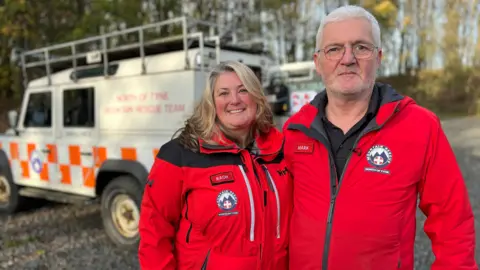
[283,83,477,270]
[138,127,292,270]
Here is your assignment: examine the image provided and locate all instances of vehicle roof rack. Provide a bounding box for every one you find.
[13,16,267,87]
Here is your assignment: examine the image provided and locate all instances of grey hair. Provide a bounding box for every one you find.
[315,5,381,50]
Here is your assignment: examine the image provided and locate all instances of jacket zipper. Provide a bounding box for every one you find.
[238,164,255,241]
[186,223,192,243]
[321,103,400,270]
[322,139,357,270]
[262,165,281,238]
[185,191,192,243]
[200,249,211,270]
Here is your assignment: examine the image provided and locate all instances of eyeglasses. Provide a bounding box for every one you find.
[316,43,378,60]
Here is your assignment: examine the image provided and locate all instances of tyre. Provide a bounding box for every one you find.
[0,170,26,214]
[101,175,143,249]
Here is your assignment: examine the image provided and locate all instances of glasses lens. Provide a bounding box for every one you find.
[325,46,344,60]
[354,44,374,59]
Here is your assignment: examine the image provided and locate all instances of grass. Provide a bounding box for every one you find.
[4,235,38,248]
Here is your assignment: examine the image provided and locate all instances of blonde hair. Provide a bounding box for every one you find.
[175,60,274,151]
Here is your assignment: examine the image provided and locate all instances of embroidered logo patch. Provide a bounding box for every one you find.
[216,190,239,216]
[294,142,314,153]
[365,145,392,174]
[210,172,235,186]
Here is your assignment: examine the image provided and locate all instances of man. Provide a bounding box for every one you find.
[283,5,477,270]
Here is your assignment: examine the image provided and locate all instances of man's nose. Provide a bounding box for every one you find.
[340,47,356,65]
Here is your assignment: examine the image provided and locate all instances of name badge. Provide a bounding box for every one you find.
[210,172,235,185]
[294,142,314,154]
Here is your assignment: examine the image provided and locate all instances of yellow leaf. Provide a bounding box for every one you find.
[403,16,411,27]
[373,0,397,16]
[1,26,10,35]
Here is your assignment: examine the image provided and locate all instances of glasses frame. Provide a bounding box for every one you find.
[316,43,379,60]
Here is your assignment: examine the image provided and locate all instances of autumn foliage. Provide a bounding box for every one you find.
[0,0,477,131]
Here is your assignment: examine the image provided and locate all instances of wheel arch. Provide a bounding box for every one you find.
[95,159,148,196]
[0,149,14,182]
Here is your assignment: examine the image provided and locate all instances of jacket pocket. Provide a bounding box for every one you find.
[201,249,257,270]
[274,249,288,270]
[185,222,193,243]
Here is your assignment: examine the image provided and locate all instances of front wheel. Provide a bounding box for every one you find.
[101,175,143,249]
[0,170,28,214]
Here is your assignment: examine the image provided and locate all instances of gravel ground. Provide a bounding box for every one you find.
[0,200,138,270]
[1,116,479,269]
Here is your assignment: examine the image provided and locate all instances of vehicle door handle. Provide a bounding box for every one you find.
[80,152,92,156]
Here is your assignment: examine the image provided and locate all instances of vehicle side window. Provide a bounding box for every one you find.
[63,87,95,128]
[23,92,52,128]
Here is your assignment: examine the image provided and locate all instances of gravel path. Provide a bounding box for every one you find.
[0,200,138,270]
[1,116,479,269]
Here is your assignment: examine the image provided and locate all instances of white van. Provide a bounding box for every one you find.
[0,16,273,248]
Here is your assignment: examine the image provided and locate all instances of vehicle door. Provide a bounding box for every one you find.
[55,85,97,197]
[13,88,58,188]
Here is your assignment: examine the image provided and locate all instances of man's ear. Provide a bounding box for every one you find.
[313,53,323,77]
[377,48,383,65]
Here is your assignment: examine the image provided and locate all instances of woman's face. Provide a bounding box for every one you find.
[213,72,257,135]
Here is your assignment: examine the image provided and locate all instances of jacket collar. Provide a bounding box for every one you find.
[309,82,408,127]
[286,82,414,140]
[199,126,284,158]
[314,84,381,125]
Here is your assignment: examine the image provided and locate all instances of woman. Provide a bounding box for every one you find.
[138,61,292,270]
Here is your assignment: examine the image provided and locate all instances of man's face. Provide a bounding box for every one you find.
[314,18,382,97]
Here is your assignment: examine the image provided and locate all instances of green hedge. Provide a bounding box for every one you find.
[377,67,480,117]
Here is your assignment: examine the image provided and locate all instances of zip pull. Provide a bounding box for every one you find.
[332,184,337,195]
[264,191,267,206]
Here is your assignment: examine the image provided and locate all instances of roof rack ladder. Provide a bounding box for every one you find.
[71,44,77,82]
[182,16,189,70]
[20,53,27,89]
[101,33,109,78]
[17,16,195,85]
[139,28,145,74]
[15,15,263,87]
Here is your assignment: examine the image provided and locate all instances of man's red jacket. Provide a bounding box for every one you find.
[138,127,292,270]
[283,83,477,270]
